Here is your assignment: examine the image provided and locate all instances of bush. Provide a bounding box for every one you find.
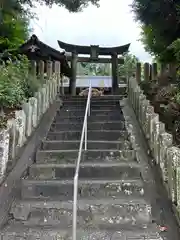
[15,56,41,98]
[0,61,25,110]
[0,55,41,114]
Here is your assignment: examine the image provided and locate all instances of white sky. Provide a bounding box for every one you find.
[30,0,152,62]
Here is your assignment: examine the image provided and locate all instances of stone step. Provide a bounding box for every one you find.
[56,109,123,117]
[62,97,118,100]
[10,198,152,227]
[61,105,120,111]
[61,95,125,100]
[41,140,132,151]
[35,149,136,164]
[21,179,145,200]
[46,130,129,141]
[1,222,161,240]
[62,101,118,106]
[54,114,125,122]
[28,162,141,180]
[50,121,126,131]
[62,102,119,106]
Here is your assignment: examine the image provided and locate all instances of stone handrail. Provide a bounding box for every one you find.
[0,61,62,183]
[128,76,180,212]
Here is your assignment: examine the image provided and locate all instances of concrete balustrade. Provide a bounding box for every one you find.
[128,62,180,219]
[0,61,61,183]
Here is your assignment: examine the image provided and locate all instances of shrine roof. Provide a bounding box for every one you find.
[19,35,66,61]
[18,35,71,77]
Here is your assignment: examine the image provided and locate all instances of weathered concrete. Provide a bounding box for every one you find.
[28,162,141,180]
[61,105,120,110]
[54,114,125,122]
[61,95,126,101]
[1,224,161,240]
[0,96,175,240]
[0,99,62,228]
[41,140,132,150]
[121,98,180,240]
[56,109,124,118]
[21,179,144,200]
[35,149,136,164]
[11,198,151,227]
[46,130,129,141]
[50,121,126,131]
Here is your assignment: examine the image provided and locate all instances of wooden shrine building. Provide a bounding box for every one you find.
[58,40,130,95]
[18,35,71,78]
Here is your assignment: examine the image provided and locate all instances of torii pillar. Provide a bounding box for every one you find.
[111,52,118,93]
[69,51,77,96]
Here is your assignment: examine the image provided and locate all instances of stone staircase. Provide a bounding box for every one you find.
[1,96,162,240]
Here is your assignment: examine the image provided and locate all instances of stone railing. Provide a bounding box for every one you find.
[128,76,180,216]
[0,60,62,183]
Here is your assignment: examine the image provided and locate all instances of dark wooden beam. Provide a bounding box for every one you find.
[58,40,130,55]
[66,56,124,64]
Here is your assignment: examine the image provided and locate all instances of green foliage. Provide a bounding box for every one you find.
[118,53,139,79]
[0,0,100,52]
[0,55,41,109]
[16,56,41,98]
[168,39,180,77]
[140,25,164,56]
[173,92,180,105]
[0,0,30,52]
[79,53,139,82]
[6,0,100,12]
[0,15,29,51]
[131,0,180,62]
[140,24,175,62]
[80,63,110,76]
[169,39,180,62]
[0,63,25,108]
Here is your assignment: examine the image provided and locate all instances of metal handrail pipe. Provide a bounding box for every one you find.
[72,81,92,240]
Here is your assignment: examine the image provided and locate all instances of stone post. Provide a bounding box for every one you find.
[152,63,158,80]
[149,64,152,80]
[39,60,45,82]
[111,52,118,94]
[69,51,77,96]
[144,62,150,81]
[160,63,166,75]
[52,61,56,73]
[46,61,52,104]
[60,73,64,95]
[136,62,141,84]
[168,62,177,81]
[47,61,52,80]
[55,61,62,94]
[30,61,36,78]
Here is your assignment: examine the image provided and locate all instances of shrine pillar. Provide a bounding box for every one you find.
[152,63,158,80]
[149,64,152,80]
[69,51,77,95]
[136,62,141,84]
[111,52,118,93]
[144,62,150,81]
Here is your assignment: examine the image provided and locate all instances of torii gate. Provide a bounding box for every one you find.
[58,40,130,95]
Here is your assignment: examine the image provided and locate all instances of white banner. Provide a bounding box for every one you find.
[63,76,112,87]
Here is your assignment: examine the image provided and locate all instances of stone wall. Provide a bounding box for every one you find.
[0,60,62,184]
[128,74,180,219]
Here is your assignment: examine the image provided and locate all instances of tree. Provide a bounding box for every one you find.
[0,14,30,52]
[118,53,139,80]
[80,53,139,81]
[80,62,110,76]
[0,0,30,52]
[4,0,100,13]
[0,0,100,53]
[131,0,180,62]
